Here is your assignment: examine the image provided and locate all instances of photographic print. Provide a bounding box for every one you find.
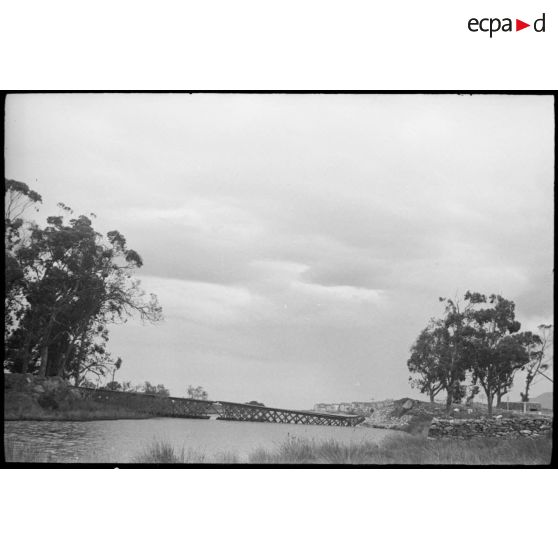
[3,92,554,465]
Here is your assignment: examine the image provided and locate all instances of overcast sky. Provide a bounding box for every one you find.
[5,94,554,407]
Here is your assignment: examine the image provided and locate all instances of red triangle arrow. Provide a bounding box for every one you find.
[516,19,530,31]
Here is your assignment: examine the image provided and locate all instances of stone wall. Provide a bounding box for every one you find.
[429,416,553,439]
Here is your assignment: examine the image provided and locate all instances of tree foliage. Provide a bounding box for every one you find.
[142,382,170,397]
[408,323,448,403]
[186,385,208,400]
[464,292,528,415]
[408,296,475,409]
[408,292,546,416]
[4,179,162,386]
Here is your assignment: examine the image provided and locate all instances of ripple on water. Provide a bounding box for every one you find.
[4,418,402,463]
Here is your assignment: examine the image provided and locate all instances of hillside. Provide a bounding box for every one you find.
[532,392,553,410]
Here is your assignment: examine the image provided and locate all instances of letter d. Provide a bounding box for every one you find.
[534,13,545,32]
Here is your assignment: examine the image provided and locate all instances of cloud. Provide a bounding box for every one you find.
[5,94,554,406]
[121,197,263,243]
[137,275,259,325]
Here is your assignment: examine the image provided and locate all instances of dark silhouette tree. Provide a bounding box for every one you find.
[408,323,448,403]
[408,296,474,410]
[408,292,534,416]
[4,181,162,385]
[187,385,208,400]
[142,382,170,397]
[105,381,122,391]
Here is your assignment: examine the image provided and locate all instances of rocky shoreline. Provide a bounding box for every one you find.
[358,397,553,440]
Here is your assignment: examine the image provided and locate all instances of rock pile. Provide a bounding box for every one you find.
[361,398,434,436]
[429,417,553,439]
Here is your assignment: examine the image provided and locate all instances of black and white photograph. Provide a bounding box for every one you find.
[3,92,554,465]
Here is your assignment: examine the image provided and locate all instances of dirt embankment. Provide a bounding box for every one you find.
[4,373,149,420]
[360,398,434,436]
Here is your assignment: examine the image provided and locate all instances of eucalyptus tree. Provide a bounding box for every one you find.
[408,323,449,403]
[519,324,553,402]
[4,179,42,338]
[4,181,162,383]
[408,292,534,416]
[464,292,529,416]
[408,296,474,410]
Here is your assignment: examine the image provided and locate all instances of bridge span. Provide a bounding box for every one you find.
[78,387,365,427]
[214,401,365,427]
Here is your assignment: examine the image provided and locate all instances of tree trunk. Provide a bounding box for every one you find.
[20,338,31,375]
[429,392,435,403]
[21,358,29,375]
[496,391,502,408]
[445,391,452,413]
[38,345,49,377]
[19,325,35,375]
[38,316,55,377]
[46,347,64,377]
[522,379,532,402]
[486,392,493,417]
[59,338,74,379]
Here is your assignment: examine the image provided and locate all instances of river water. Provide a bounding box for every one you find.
[4,418,403,463]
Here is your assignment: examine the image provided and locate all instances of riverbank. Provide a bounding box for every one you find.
[4,374,150,421]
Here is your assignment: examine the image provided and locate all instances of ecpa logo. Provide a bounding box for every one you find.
[468,13,546,37]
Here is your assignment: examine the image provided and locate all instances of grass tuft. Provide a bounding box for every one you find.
[133,441,186,463]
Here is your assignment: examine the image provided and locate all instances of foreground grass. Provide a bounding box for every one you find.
[6,433,551,464]
[132,434,553,465]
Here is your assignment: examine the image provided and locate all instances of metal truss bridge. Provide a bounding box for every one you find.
[79,388,365,427]
[214,401,365,427]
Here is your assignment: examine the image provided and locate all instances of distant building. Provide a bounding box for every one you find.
[313,403,340,413]
[498,401,542,412]
[314,403,326,412]
[314,401,376,414]
[352,401,375,412]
